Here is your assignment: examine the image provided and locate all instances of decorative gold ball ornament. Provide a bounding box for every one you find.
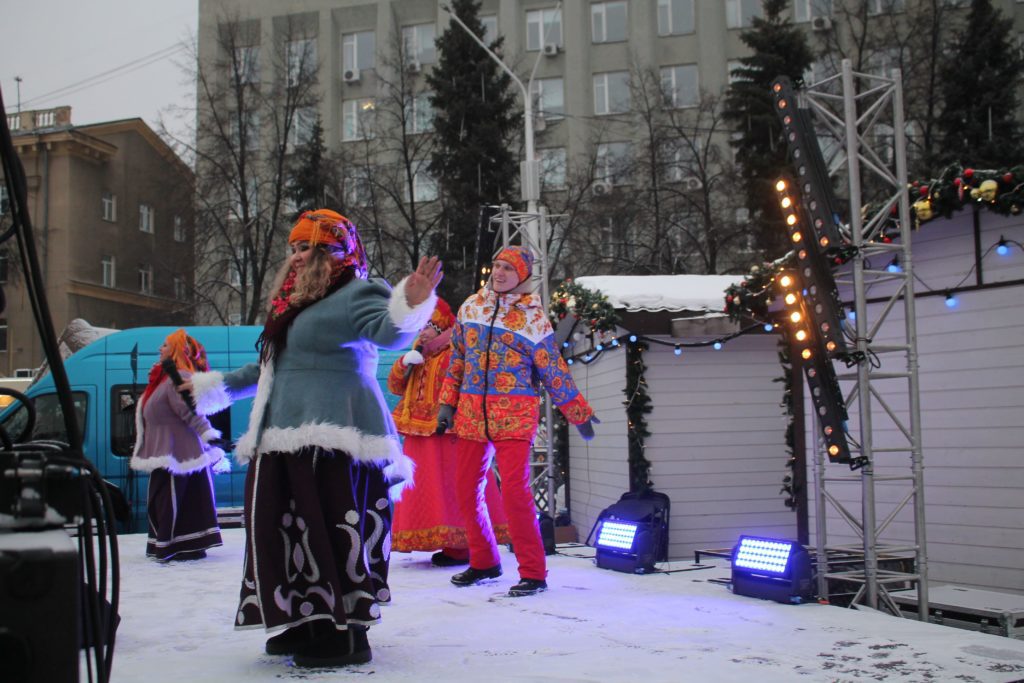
[913,199,933,222]
[978,179,998,202]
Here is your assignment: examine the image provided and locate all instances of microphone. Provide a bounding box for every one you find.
[403,345,425,378]
[161,358,196,411]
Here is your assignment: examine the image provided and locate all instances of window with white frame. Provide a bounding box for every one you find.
[480,15,498,45]
[288,106,317,149]
[405,93,434,134]
[235,45,260,84]
[657,0,695,36]
[101,192,116,222]
[411,163,438,202]
[793,0,832,21]
[661,139,700,183]
[343,98,376,141]
[660,64,699,108]
[173,215,185,242]
[531,78,565,120]
[867,0,905,14]
[591,2,628,43]
[867,47,902,80]
[234,176,261,218]
[593,71,630,115]
[596,142,632,184]
[342,31,375,74]
[539,148,567,189]
[526,8,563,50]
[599,217,615,261]
[726,0,763,28]
[231,110,260,151]
[102,255,115,287]
[402,23,437,66]
[228,313,242,326]
[344,167,373,206]
[174,276,187,301]
[286,38,317,87]
[139,204,154,233]
[138,264,153,295]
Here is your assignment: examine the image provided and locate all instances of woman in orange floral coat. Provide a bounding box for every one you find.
[437,246,598,597]
[388,298,511,566]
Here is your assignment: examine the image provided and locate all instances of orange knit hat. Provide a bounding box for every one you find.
[288,209,369,278]
[493,246,534,285]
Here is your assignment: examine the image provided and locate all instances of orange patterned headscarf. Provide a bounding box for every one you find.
[163,329,208,373]
[289,209,368,278]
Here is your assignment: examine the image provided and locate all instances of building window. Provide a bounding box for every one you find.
[726,0,763,29]
[342,98,376,141]
[596,142,632,185]
[405,93,434,134]
[658,0,695,35]
[480,15,498,46]
[539,148,567,189]
[593,71,630,115]
[531,78,565,120]
[0,185,8,215]
[793,0,833,21]
[526,8,563,51]
[867,0,905,14]
[661,139,700,183]
[591,2,628,44]
[102,255,116,288]
[402,23,437,66]
[0,253,6,284]
[660,64,699,108]
[138,265,153,295]
[173,215,185,242]
[411,163,438,202]
[0,318,7,353]
[286,38,317,87]
[288,106,317,149]
[228,313,242,326]
[342,30,375,74]
[344,167,373,207]
[101,192,117,222]
[867,47,902,80]
[173,276,187,301]
[139,204,154,233]
[600,217,614,261]
[231,110,260,151]
[235,45,260,84]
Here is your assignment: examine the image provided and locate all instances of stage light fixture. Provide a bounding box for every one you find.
[590,489,670,574]
[731,535,814,604]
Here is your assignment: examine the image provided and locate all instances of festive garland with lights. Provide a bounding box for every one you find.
[624,340,653,491]
[912,163,1024,224]
[549,279,620,333]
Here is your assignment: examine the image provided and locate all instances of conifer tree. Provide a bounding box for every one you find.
[935,0,1024,168]
[723,0,814,260]
[287,115,337,218]
[427,0,521,303]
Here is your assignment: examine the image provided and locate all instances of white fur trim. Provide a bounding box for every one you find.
[192,371,231,416]
[389,276,437,334]
[129,446,226,475]
[242,422,405,464]
[212,454,232,474]
[234,362,275,458]
[201,428,221,443]
[402,348,424,366]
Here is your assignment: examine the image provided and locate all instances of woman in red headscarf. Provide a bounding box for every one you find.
[130,329,225,561]
[388,298,510,566]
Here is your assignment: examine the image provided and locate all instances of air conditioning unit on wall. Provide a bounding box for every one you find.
[683,177,703,191]
[592,180,613,197]
[542,43,560,57]
[811,16,832,32]
[406,60,422,74]
[343,69,360,84]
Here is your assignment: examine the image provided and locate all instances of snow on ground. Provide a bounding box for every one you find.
[104,528,1024,683]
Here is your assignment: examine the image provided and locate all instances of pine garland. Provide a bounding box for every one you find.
[623,340,653,492]
[912,163,1024,224]
[549,279,620,333]
[775,339,798,510]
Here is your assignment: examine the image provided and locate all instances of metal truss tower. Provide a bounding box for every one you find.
[801,59,928,618]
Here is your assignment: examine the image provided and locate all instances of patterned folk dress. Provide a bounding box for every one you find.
[191,276,434,635]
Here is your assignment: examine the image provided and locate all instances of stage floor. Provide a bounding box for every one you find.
[97,528,1024,682]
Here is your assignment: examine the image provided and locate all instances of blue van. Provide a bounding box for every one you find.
[1,326,405,530]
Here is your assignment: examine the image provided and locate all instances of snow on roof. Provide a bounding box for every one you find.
[574,274,742,314]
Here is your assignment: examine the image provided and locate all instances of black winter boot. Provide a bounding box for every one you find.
[265,620,328,656]
[292,625,372,668]
[507,578,547,597]
[450,565,502,586]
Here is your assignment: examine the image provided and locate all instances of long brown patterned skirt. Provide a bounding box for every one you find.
[234,447,391,634]
[146,466,223,561]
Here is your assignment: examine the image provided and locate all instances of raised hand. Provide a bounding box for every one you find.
[405,256,443,307]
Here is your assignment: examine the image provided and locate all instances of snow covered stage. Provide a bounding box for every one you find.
[99,528,1024,683]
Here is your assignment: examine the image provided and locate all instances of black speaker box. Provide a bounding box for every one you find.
[0,530,80,683]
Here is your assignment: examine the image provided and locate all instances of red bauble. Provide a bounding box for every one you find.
[919,185,929,196]
[964,168,975,179]
[1004,173,1014,184]
[953,177,962,187]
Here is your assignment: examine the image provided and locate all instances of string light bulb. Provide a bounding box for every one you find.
[944,291,958,308]
[713,342,722,350]
[887,255,901,273]
[996,236,1009,256]
[674,346,682,356]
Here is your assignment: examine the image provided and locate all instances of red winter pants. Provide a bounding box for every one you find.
[454,438,546,581]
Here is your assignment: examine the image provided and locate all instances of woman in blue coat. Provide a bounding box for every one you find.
[187,210,441,668]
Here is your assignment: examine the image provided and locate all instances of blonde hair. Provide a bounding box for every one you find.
[264,246,343,315]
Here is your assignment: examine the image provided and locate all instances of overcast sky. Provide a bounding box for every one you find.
[0,0,197,136]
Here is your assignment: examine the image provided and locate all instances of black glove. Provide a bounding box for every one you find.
[436,404,455,434]
[575,415,599,441]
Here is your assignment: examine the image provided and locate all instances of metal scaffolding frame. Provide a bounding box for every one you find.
[801,59,928,618]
